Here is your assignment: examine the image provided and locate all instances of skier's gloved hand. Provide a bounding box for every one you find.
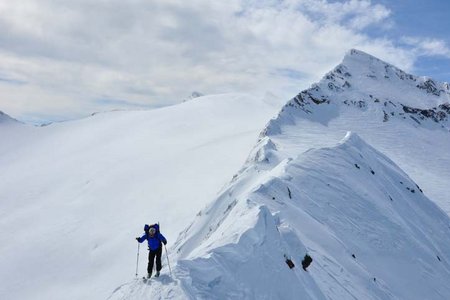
[163,241,167,245]
[135,237,140,241]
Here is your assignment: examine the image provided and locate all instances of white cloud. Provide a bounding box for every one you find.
[288,0,392,30]
[0,0,444,122]
[401,37,450,58]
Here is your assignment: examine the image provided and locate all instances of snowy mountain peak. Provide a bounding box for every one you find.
[183,91,205,102]
[341,48,386,70]
[342,48,394,70]
[338,131,365,147]
[258,48,450,219]
[336,49,450,106]
[0,110,20,124]
[190,91,204,98]
[266,49,450,139]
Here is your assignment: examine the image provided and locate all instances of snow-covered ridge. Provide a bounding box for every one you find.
[257,49,450,214]
[112,132,450,299]
[0,110,21,124]
[183,91,205,102]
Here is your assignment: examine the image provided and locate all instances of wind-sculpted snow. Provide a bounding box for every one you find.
[113,132,450,299]
[262,49,450,213]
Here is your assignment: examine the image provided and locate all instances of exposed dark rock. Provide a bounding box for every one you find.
[416,79,442,96]
[285,254,295,269]
[439,103,450,113]
[410,116,421,125]
[301,254,313,271]
[310,95,328,104]
[343,100,366,109]
[416,184,423,193]
[388,101,397,107]
[383,111,389,122]
[328,82,342,92]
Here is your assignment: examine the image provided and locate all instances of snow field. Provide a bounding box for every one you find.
[0,93,283,300]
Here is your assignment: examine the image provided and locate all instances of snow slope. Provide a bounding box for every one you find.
[0,93,283,300]
[109,49,450,299]
[0,110,21,125]
[3,49,450,299]
[110,132,450,300]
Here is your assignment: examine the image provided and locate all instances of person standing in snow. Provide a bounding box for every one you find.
[136,224,167,278]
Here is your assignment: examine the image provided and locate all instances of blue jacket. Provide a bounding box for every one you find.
[137,224,167,251]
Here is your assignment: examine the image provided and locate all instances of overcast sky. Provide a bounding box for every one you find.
[1,0,450,123]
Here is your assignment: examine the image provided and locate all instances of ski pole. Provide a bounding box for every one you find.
[135,242,140,277]
[158,222,173,277]
[164,244,173,277]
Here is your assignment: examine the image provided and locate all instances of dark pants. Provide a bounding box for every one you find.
[148,246,162,274]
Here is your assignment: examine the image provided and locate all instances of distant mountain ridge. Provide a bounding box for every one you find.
[266,49,449,133]
[183,91,205,102]
[0,111,21,124]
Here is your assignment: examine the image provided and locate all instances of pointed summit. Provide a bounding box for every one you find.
[183,91,204,102]
[338,131,367,147]
[342,49,387,65]
[338,49,411,81]
[327,49,450,108]
[0,111,20,124]
[336,49,417,87]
